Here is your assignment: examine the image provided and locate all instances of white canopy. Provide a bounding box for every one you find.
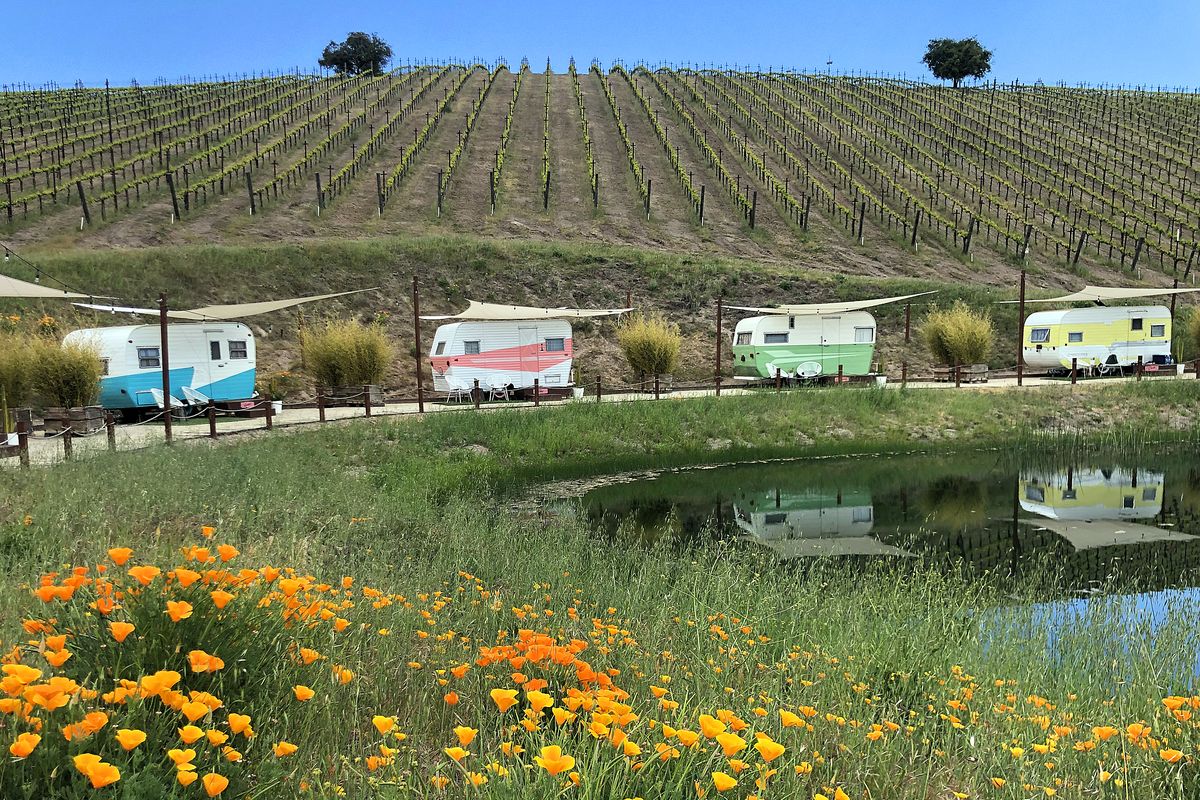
[727,290,936,316]
[1030,519,1196,551]
[1004,284,1200,304]
[74,289,375,320]
[421,300,633,321]
[1,272,88,299]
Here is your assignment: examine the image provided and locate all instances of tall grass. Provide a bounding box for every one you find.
[299,319,393,387]
[29,336,103,408]
[922,300,995,366]
[616,311,681,376]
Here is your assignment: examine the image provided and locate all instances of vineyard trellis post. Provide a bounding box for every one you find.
[699,185,705,224]
[165,172,181,222]
[376,173,384,216]
[244,173,255,215]
[314,173,323,215]
[645,178,652,220]
[159,294,173,445]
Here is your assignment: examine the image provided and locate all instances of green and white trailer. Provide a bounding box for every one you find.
[728,291,934,381]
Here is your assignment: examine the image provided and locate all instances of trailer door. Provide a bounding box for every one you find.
[204,329,227,392]
[821,316,841,374]
[518,326,540,387]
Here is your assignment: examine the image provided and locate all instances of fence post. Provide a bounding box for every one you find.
[62,426,73,461]
[207,402,217,439]
[901,361,908,387]
[904,304,911,342]
[837,364,844,384]
[595,376,602,403]
[473,379,481,410]
[1071,358,1078,385]
[715,296,723,396]
[105,412,116,452]
[363,385,372,418]
[1137,355,1143,381]
[955,364,962,388]
[18,421,29,468]
[654,375,660,400]
[533,379,540,407]
[265,400,274,430]
[775,368,781,393]
[412,276,425,414]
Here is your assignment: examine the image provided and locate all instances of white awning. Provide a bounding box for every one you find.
[1,272,89,299]
[727,290,936,316]
[74,289,375,320]
[1030,519,1197,551]
[421,300,633,321]
[1003,284,1200,304]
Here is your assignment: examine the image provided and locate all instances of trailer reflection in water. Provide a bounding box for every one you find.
[579,451,1200,593]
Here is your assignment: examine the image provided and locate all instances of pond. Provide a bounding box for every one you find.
[577,449,1200,595]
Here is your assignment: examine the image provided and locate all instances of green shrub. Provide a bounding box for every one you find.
[922,301,994,366]
[1186,308,1200,362]
[0,332,35,410]
[616,312,681,376]
[300,320,393,387]
[30,337,102,408]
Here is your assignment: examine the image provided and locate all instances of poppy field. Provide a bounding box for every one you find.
[1,386,1198,798]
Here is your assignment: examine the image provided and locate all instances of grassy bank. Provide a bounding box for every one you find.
[1,383,1198,798]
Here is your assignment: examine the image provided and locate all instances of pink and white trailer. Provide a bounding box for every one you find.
[422,301,630,394]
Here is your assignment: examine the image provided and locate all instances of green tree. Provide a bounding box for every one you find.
[318,32,393,76]
[922,38,992,88]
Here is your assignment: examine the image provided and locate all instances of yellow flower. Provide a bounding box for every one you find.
[467,772,488,787]
[181,701,209,722]
[527,689,555,714]
[989,778,1006,788]
[1160,748,1184,764]
[699,714,727,738]
[712,772,738,792]
[166,600,194,622]
[534,744,576,775]
[9,732,40,758]
[454,726,479,746]
[168,748,197,767]
[108,621,135,643]
[211,590,235,609]
[716,732,747,757]
[227,713,252,736]
[430,776,451,790]
[179,772,199,786]
[445,746,470,762]
[754,735,785,762]
[179,725,205,744]
[373,715,396,735]
[490,688,519,713]
[202,772,230,796]
[293,685,315,702]
[274,741,298,757]
[115,729,147,750]
[88,762,121,789]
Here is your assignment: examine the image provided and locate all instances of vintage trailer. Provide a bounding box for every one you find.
[62,323,256,412]
[427,319,573,392]
[1022,305,1173,373]
[731,487,913,558]
[731,311,877,380]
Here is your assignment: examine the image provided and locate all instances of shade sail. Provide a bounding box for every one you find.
[421,300,633,321]
[1003,284,1200,304]
[1030,519,1196,551]
[727,290,936,316]
[74,289,375,320]
[1,272,88,299]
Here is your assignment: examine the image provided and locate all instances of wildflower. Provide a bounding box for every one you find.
[699,714,727,738]
[88,762,121,789]
[535,744,576,775]
[166,600,194,622]
[373,716,396,735]
[201,526,216,538]
[274,741,298,757]
[990,778,1007,788]
[467,772,488,787]
[107,547,133,566]
[115,729,146,750]
[168,748,197,766]
[676,729,700,747]
[1160,749,1184,764]
[108,621,135,643]
[780,710,803,728]
[179,725,205,744]
[1092,726,1118,741]
[210,590,235,609]
[755,735,785,762]
[445,746,470,762]
[227,713,252,736]
[207,730,229,746]
[712,772,738,792]
[174,568,202,588]
[490,688,519,713]
[528,689,555,714]
[181,701,210,722]
[45,649,72,667]
[202,773,230,796]
[293,685,315,702]
[217,544,239,562]
[716,732,747,756]
[430,776,451,790]
[188,650,226,673]
[454,726,479,746]
[9,732,40,758]
[179,772,199,786]
[444,691,459,705]
[128,565,160,585]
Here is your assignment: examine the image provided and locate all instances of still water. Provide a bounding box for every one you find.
[580,449,1200,594]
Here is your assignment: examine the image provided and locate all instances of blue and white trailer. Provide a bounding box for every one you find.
[62,323,256,413]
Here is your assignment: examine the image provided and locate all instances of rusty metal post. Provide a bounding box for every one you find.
[1016,269,1026,386]
[265,400,274,430]
[159,294,173,443]
[207,401,217,438]
[595,376,602,403]
[1137,355,1143,381]
[474,379,481,410]
[837,363,844,384]
[1071,357,1078,385]
[62,426,73,460]
[317,387,326,422]
[715,297,723,396]
[18,421,29,468]
[904,303,911,342]
[412,276,425,413]
[654,375,660,400]
[775,367,781,393]
[105,412,116,451]
[363,385,372,418]
[533,378,540,407]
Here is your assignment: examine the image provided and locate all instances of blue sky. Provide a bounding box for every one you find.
[4,1,1198,89]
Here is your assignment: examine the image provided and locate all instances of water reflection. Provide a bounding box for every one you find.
[582,451,1200,593]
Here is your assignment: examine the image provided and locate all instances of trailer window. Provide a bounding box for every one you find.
[1131,318,1143,331]
[1029,328,1050,343]
[736,332,751,345]
[788,316,795,329]
[1151,324,1165,337]
[851,507,873,523]
[229,341,248,359]
[854,327,874,343]
[1142,487,1157,502]
[137,347,160,368]
[1067,332,1083,343]
[764,513,786,525]
[434,342,446,355]
[1024,485,1045,503]
[763,333,788,344]
[544,337,565,352]
[210,341,221,360]
[464,341,480,355]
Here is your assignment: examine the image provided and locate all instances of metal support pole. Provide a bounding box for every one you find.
[159,294,173,444]
[207,402,217,439]
[412,276,425,413]
[62,426,73,461]
[715,297,723,396]
[775,367,781,393]
[595,376,602,403]
[654,375,660,400]
[904,304,911,342]
[363,385,372,418]
[1016,269,1026,386]
[1071,358,1078,385]
[837,364,844,384]
[317,387,326,422]
[955,364,962,389]
[473,379,481,409]
[105,412,116,451]
[265,400,274,430]
[533,378,540,407]
[17,422,29,468]
[1137,355,1143,381]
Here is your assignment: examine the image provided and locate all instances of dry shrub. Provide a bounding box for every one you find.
[922,301,993,366]
[0,332,35,409]
[616,312,682,377]
[300,320,393,387]
[30,337,102,408]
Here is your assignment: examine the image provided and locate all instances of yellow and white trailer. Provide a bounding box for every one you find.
[1022,305,1173,374]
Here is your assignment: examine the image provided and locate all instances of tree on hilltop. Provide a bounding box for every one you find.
[318,32,393,76]
[922,38,992,88]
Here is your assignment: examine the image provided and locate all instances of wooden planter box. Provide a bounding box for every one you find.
[321,385,385,408]
[43,406,104,434]
[933,365,989,384]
